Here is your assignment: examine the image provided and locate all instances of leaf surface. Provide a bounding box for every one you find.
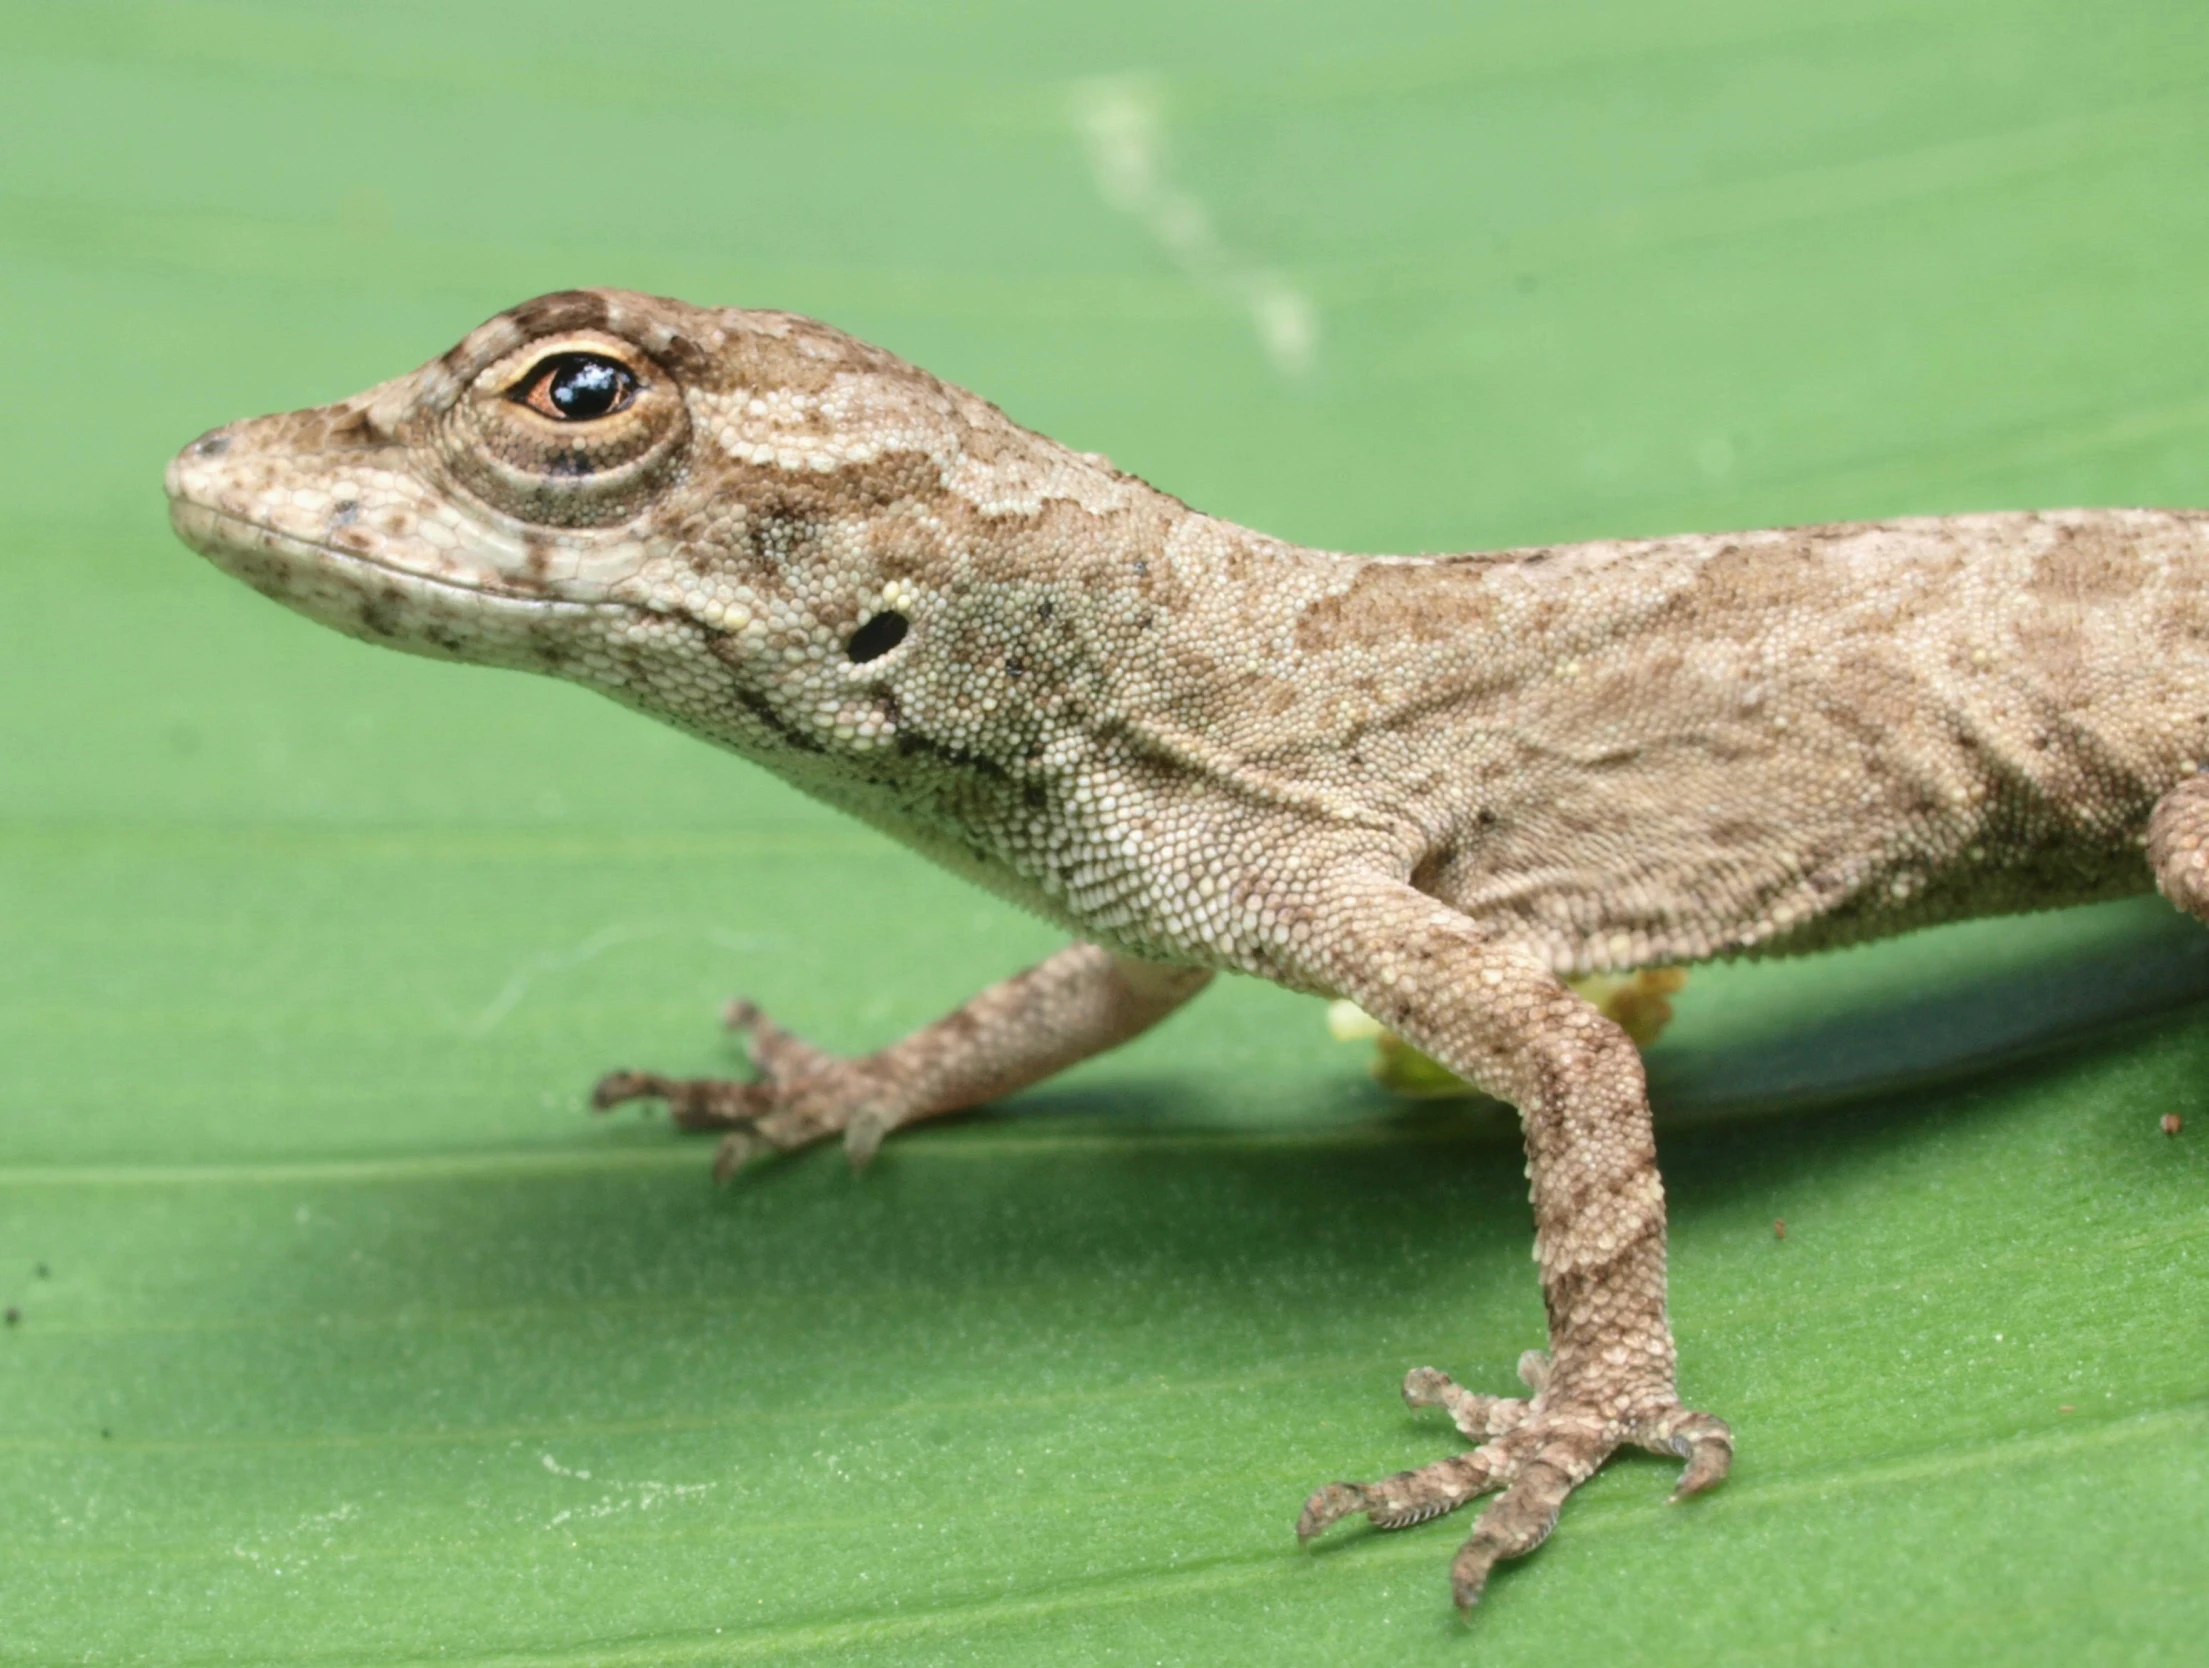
[3,3,2207,1662]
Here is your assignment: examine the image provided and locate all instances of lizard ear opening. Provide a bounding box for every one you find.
[846,611,909,663]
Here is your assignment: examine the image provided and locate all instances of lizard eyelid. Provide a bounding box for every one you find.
[509,352,640,422]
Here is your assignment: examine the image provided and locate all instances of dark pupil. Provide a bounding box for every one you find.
[546,355,631,419]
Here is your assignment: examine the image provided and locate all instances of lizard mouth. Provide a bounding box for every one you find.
[166,496,617,620]
[165,493,648,672]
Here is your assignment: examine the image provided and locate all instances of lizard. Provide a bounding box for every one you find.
[163,287,2209,1614]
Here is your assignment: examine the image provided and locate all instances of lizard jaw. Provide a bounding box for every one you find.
[166,495,617,667]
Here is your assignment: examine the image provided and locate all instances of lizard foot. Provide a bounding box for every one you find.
[590,1001,895,1180]
[1297,1353,1731,1611]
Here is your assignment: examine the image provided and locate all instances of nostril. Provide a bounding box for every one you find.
[192,430,233,458]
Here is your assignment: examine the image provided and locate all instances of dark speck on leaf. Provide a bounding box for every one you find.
[4,1306,18,1326]
[34,1263,49,1279]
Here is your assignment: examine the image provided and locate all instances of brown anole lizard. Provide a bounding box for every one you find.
[164,288,2209,1613]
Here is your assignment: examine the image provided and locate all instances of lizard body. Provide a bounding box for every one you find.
[165,288,2209,1613]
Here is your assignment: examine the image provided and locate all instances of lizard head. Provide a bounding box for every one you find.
[166,287,1152,769]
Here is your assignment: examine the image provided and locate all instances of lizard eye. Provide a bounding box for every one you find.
[451,328,689,526]
[511,353,639,422]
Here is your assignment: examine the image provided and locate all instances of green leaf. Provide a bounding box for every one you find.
[4,3,2207,1662]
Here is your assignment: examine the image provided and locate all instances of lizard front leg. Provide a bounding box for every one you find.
[1288,871,1731,1610]
[592,945,1212,1179]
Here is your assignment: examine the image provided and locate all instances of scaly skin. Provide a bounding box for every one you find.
[165,288,2209,1614]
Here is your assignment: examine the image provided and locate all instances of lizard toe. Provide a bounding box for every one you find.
[1298,1448,1505,1543]
[588,1069,674,1112]
[843,1106,895,1169]
[723,999,838,1081]
[589,1070,636,1112]
[711,1128,764,1185]
[1632,1405,1734,1499]
[1401,1366,1532,1440]
[586,1068,770,1130]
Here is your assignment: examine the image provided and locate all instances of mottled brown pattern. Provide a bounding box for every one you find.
[1295,557,1500,651]
[165,289,2209,1617]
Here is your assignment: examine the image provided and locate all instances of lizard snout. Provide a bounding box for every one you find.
[163,425,239,505]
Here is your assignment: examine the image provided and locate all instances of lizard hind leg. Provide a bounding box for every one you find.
[2147,771,2209,923]
[1286,871,1732,1612]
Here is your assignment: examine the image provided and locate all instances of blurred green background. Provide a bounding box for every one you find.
[5,2,2209,1662]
